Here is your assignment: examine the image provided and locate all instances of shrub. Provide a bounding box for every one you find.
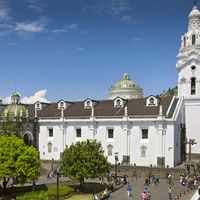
[47,185,74,198]
[81,182,107,193]
[16,191,47,200]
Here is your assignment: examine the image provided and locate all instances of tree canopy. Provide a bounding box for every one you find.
[0,121,20,136]
[159,86,178,97]
[61,140,110,185]
[0,135,40,188]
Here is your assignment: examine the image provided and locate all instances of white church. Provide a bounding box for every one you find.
[1,5,200,168]
[32,5,200,168]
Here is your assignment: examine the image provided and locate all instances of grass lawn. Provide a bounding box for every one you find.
[67,194,92,200]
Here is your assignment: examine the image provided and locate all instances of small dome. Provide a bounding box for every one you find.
[2,93,28,120]
[108,73,143,100]
[2,104,28,119]
[111,73,138,90]
[189,6,200,18]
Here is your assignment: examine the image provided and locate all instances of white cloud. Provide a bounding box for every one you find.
[0,1,11,22]
[77,47,85,51]
[15,20,46,33]
[110,0,131,15]
[121,15,132,23]
[84,0,131,16]
[2,89,50,104]
[69,23,78,30]
[25,0,44,13]
[6,42,18,46]
[52,23,78,33]
[130,37,143,42]
[0,1,47,37]
[22,90,49,104]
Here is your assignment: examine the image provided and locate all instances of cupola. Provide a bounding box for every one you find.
[2,93,28,120]
[108,73,143,100]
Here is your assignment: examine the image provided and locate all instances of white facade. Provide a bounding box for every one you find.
[38,5,200,168]
[38,95,184,168]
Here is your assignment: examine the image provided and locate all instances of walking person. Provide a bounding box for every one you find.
[146,190,151,200]
[109,191,112,199]
[168,185,173,200]
[127,184,132,197]
[141,191,147,200]
[168,174,172,185]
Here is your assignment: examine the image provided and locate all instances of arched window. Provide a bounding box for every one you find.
[149,98,154,105]
[36,103,40,109]
[60,101,64,107]
[140,145,147,158]
[107,144,113,156]
[86,100,90,106]
[191,77,196,95]
[116,99,121,106]
[183,36,186,47]
[192,34,196,45]
[48,142,52,153]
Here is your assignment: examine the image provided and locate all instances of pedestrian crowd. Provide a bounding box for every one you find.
[144,173,159,186]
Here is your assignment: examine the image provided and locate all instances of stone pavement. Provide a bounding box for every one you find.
[111,177,196,200]
[0,175,196,200]
[32,176,197,200]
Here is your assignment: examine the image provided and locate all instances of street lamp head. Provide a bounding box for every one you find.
[114,152,119,161]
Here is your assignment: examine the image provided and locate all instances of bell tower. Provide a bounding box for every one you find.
[177,5,200,97]
[176,4,200,160]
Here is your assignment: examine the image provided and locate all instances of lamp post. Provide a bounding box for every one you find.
[56,162,61,200]
[114,152,119,178]
[56,171,59,200]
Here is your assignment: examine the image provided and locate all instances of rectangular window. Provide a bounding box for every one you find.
[108,129,114,139]
[49,128,53,137]
[76,128,81,138]
[142,129,148,139]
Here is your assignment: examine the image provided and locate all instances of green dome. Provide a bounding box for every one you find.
[3,104,28,119]
[2,93,28,120]
[111,73,139,90]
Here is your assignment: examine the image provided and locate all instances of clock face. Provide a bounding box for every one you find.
[189,20,200,29]
[190,21,197,29]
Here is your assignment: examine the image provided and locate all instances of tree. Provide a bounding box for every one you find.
[159,86,178,97]
[61,140,111,187]
[0,121,20,136]
[0,135,40,188]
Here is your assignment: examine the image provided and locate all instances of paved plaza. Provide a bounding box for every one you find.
[37,175,196,200]
[0,175,196,200]
[111,177,196,200]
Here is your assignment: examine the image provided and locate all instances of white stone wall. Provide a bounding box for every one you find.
[39,116,179,167]
[184,98,200,154]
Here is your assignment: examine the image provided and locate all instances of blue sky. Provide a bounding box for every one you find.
[0,0,196,102]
